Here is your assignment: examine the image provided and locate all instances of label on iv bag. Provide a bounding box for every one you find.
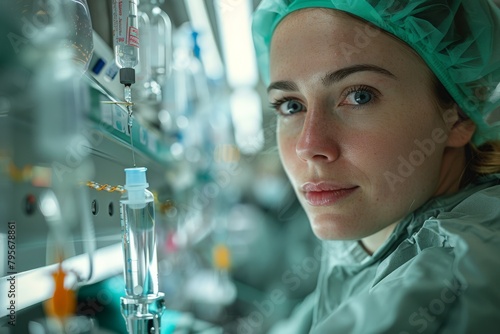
[128,26,139,48]
[112,0,139,48]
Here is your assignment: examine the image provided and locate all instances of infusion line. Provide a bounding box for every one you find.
[127,104,136,167]
[124,85,136,167]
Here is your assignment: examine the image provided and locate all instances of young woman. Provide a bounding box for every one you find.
[252,0,500,332]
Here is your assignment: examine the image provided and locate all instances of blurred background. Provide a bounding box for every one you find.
[0,1,319,333]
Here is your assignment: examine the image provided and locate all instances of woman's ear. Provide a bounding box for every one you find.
[445,106,476,148]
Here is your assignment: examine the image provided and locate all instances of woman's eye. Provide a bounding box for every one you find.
[341,87,376,106]
[271,99,305,115]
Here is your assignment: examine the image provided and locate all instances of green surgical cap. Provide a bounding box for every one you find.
[252,0,500,145]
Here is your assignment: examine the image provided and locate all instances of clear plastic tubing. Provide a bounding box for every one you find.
[112,0,140,69]
[120,167,159,297]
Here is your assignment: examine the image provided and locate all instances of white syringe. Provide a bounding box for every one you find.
[120,167,158,297]
[119,167,165,333]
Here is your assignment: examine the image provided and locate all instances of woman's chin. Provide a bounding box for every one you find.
[310,217,364,241]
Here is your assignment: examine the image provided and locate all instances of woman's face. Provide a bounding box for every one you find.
[269,9,455,240]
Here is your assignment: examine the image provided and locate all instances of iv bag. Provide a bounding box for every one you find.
[112,0,140,69]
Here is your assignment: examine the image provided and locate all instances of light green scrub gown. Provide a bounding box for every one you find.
[271,174,500,334]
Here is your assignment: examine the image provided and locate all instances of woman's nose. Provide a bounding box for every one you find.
[295,110,340,163]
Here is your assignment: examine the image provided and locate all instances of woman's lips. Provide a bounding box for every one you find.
[302,183,359,206]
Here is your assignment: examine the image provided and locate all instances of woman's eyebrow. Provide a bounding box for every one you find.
[321,64,396,85]
[267,80,299,93]
[267,64,396,93]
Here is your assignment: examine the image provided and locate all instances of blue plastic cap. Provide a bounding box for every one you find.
[124,167,149,188]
